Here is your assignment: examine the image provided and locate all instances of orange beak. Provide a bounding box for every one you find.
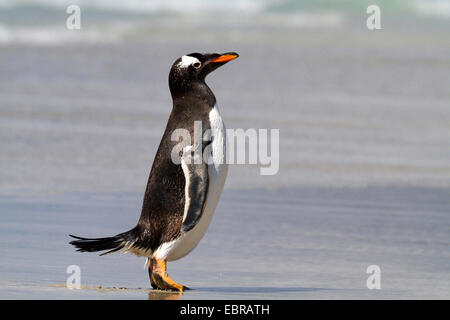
[211,53,239,63]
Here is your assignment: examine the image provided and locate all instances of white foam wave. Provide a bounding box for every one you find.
[0,11,344,45]
[413,0,450,18]
[0,0,266,13]
[0,23,130,45]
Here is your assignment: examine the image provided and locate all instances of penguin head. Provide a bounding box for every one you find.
[169,52,239,97]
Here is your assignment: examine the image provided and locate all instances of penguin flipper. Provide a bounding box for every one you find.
[180,145,209,233]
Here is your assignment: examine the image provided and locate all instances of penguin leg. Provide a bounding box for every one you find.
[151,258,187,292]
[147,258,158,289]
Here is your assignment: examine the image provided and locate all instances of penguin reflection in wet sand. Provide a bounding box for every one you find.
[70,52,239,291]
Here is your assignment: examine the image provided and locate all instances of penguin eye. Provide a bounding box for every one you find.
[192,62,201,69]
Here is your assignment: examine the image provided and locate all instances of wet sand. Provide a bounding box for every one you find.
[0,187,449,299]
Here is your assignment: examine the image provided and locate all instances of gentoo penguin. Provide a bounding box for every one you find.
[70,52,239,291]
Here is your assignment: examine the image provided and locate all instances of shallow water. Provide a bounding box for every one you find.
[1,23,450,195]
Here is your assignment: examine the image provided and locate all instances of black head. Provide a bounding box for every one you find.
[168,52,239,99]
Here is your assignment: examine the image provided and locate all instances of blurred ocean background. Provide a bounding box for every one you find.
[0,0,449,299]
[0,0,450,45]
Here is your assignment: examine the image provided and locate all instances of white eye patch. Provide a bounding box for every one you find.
[178,55,201,68]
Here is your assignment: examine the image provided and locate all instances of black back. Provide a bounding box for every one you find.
[134,54,217,252]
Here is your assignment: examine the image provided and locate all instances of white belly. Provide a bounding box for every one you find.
[155,104,228,261]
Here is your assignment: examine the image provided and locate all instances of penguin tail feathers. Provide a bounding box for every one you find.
[69,229,136,256]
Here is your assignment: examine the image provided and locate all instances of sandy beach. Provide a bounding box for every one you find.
[1,187,449,299]
[0,3,449,299]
